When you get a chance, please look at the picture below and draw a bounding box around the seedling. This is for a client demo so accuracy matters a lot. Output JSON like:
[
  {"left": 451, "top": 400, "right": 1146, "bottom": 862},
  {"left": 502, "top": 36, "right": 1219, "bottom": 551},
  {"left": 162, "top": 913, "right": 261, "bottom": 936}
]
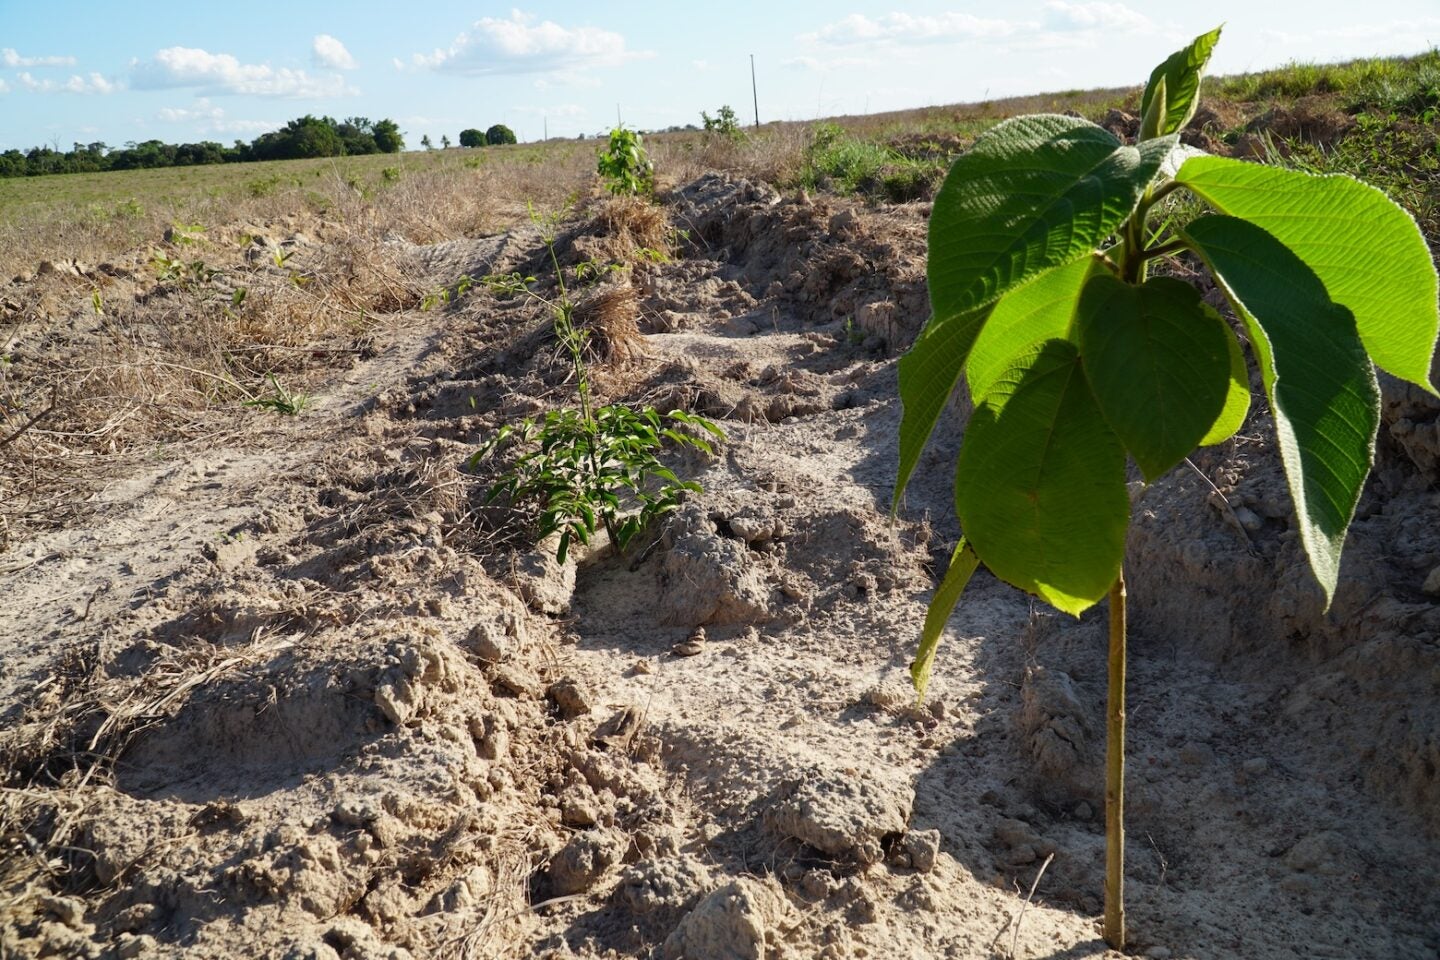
[
  {"left": 597, "top": 127, "right": 654, "bottom": 196},
  {"left": 244, "top": 374, "right": 311, "bottom": 416},
  {"left": 896, "top": 27, "right": 1438, "bottom": 949}
]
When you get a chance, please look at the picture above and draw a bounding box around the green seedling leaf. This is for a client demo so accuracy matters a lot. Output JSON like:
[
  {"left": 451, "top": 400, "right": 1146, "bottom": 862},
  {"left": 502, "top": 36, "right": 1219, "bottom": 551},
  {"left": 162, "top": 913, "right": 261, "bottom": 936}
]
[
  {"left": 1199, "top": 320, "right": 1252, "bottom": 447},
  {"left": 912, "top": 540, "right": 980, "bottom": 701},
  {"left": 1177, "top": 154, "right": 1439, "bottom": 391},
  {"left": 1076, "top": 274, "right": 1231, "bottom": 481},
  {"left": 895, "top": 304, "right": 988, "bottom": 506},
  {"left": 930, "top": 114, "right": 1175, "bottom": 318},
  {"left": 966, "top": 255, "right": 1099, "bottom": 404},
  {"left": 1138, "top": 75, "right": 1167, "bottom": 142},
  {"left": 1140, "top": 26, "right": 1222, "bottom": 137},
  {"left": 1184, "top": 215, "right": 1380, "bottom": 604},
  {"left": 955, "top": 339, "right": 1129, "bottom": 616}
]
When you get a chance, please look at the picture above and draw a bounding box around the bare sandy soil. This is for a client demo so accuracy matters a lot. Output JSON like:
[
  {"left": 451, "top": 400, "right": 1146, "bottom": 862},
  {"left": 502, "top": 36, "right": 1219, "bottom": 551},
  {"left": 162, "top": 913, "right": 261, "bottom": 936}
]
[{"left": 3, "top": 173, "right": 1439, "bottom": 959}]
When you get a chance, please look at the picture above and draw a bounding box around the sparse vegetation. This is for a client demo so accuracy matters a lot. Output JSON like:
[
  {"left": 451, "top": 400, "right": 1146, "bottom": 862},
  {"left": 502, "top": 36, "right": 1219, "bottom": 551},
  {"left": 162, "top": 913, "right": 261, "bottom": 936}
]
[{"left": 469, "top": 206, "right": 722, "bottom": 562}]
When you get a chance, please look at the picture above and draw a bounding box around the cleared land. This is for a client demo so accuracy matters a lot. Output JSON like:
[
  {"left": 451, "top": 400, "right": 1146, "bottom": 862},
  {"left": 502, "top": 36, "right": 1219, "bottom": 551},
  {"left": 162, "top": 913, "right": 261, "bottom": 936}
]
[{"left": 2, "top": 53, "right": 1438, "bottom": 960}]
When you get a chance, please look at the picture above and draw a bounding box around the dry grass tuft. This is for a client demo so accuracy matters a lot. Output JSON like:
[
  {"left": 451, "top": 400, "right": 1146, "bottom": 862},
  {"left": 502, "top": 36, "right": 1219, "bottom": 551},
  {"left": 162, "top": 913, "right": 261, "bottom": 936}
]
[
  {"left": 593, "top": 196, "right": 670, "bottom": 262},
  {"left": 573, "top": 278, "right": 642, "bottom": 368}
]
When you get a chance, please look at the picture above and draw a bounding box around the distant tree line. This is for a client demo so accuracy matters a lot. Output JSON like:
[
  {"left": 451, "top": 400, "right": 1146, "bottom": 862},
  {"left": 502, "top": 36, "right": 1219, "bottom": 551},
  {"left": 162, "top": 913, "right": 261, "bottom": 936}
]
[{"left": 0, "top": 115, "right": 404, "bottom": 179}]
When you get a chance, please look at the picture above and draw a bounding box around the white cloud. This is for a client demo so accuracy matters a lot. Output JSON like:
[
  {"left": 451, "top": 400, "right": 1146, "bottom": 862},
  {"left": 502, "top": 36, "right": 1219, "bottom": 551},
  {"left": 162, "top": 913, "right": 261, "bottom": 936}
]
[
  {"left": 411, "top": 10, "right": 649, "bottom": 75},
  {"left": 313, "top": 34, "right": 357, "bottom": 70},
  {"left": 0, "top": 79, "right": 8, "bottom": 94},
  {"left": 1043, "top": 2, "right": 1150, "bottom": 32},
  {"left": 157, "top": 97, "right": 225, "bottom": 123},
  {"left": 2, "top": 48, "right": 76, "bottom": 68},
  {"left": 131, "top": 47, "right": 353, "bottom": 98},
  {"left": 15, "top": 71, "right": 117, "bottom": 94},
  {"left": 801, "top": 12, "right": 1026, "bottom": 46},
  {"left": 692, "top": 59, "right": 709, "bottom": 71}
]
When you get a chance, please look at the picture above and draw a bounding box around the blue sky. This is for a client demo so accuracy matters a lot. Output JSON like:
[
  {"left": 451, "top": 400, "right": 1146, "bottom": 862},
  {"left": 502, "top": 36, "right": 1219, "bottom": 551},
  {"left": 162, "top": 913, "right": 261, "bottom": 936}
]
[{"left": 2, "top": 1, "right": 1438, "bottom": 151}]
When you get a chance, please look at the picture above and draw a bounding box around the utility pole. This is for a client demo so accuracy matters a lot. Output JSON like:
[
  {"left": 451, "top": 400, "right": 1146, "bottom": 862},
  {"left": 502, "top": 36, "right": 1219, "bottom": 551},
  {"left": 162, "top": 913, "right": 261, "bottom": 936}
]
[
  {"left": 750, "top": 54, "right": 760, "bottom": 129},
  {"left": 616, "top": 104, "right": 623, "bottom": 128},
  {"left": 543, "top": 116, "right": 548, "bottom": 142}
]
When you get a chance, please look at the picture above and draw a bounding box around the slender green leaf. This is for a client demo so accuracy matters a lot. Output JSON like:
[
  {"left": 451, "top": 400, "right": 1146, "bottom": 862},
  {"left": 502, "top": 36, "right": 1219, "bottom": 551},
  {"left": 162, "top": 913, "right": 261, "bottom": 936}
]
[
  {"left": 912, "top": 540, "right": 980, "bottom": 699},
  {"left": 1183, "top": 215, "right": 1380, "bottom": 604},
  {"left": 1076, "top": 274, "right": 1231, "bottom": 481},
  {"left": 930, "top": 115, "right": 1175, "bottom": 317},
  {"left": 955, "top": 339, "right": 1129, "bottom": 616},
  {"left": 1177, "top": 154, "right": 1439, "bottom": 391},
  {"left": 1199, "top": 318, "right": 1252, "bottom": 447},
  {"left": 1140, "top": 27, "right": 1222, "bottom": 137},
  {"left": 966, "top": 256, "right": 1099, "bottom": 404}
]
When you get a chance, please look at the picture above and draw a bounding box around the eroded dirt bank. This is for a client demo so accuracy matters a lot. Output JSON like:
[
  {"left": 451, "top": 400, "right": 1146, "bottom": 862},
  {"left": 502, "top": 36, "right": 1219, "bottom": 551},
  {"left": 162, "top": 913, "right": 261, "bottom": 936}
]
[{"left": 3, "top": 175, "right": 1438, "bottom": 959}]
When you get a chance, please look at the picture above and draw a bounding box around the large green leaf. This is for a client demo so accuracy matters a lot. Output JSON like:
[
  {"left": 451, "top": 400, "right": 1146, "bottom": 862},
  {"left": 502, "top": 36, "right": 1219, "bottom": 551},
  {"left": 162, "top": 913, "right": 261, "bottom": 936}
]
[
  {"left": 929, "top": 115, "right": 1175, "bottom": 319},
  {"left": 1076, "top": 274, "right": 1231, "bottom": 481},
  {"left": 1183, "top": 215, "right": 1381, "bottom": 604},
  {"left": 955, "top": 339, "right": 1129, "bottom": 616},
  {"left": 1199, "top": 319, "right": 1252, "bottom": 447},
  {"left": 1177, "top": 154, "right": 1439, "bottom": 391},
  {"left": 912, "top": 540, "right": 980, "bottom": 699},
  {"left": 895, "top": 304, "right": 989, "bottom": 506},
  {"left": 1140, "top": 27, "right": 1222, "bottom": 137},
  {"left": 966, "top": 256, "right": 1098, "bottom": 404}
]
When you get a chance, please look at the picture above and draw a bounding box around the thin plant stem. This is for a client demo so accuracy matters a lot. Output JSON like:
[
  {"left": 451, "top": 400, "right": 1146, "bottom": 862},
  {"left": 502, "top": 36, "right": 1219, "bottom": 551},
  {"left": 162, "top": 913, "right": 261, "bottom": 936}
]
[{"left": 1103, "top": 568, "right": 1127, "bottom": 949}]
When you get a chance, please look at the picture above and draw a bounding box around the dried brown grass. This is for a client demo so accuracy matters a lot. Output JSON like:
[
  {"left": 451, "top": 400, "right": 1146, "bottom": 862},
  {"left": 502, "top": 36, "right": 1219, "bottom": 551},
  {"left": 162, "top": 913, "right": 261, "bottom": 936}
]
[
  {"left": 592, "top": 195, "right": 670, "bottom": 262},
  {"left": 573, "top": 278, "right": 642, "bottom": 369}
]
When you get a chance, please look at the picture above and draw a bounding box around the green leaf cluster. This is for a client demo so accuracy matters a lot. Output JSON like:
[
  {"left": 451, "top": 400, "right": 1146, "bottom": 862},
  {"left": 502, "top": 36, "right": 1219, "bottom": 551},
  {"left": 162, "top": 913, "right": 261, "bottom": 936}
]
[
  {"left": 597, "top": 127, "right": 654, "bottom": 196},
  {"left": 898, "top": 26, "right": 1438, "bottom": 692},
  {"left": 472, "top": 405, "right": 722, "bottom": 563}
]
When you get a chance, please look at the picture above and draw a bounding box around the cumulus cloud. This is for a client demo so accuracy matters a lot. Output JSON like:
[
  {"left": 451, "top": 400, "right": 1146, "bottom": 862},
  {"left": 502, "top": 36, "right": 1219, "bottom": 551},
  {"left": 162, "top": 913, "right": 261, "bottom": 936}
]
[
  {"left": 313, "top": 34, "right": 357, "bottom": 70},
  {"left": 410, "top": 10, "right": 649, "bottom": 75},
  {"left": 15, "top": 71, "right": 117, "bottom": 94},
  {"left": 131, "top": 47, "right": 353, "bottom": 98},
  {"left": 2, "top": 48, "right": 77, "bottom": 68}
]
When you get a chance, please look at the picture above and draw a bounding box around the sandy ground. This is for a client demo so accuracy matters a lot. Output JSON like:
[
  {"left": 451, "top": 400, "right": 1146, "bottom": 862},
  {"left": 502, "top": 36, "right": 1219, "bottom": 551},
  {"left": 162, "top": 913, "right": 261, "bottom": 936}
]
[{"left": 2, "top": 173, "right": 1438, "bottom": 959}]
